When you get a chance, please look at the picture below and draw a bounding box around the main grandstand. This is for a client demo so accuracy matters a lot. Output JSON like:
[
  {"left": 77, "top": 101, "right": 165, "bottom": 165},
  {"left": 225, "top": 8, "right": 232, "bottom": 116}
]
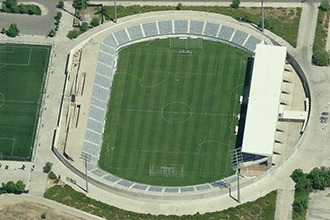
[{"left": 53, "top": 12, "right": 310, "bottom": 198}]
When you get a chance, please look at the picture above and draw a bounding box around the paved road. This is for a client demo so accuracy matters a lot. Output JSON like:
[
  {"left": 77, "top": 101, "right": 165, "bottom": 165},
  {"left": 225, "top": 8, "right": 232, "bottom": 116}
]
[{"left": 0, "top": 0, "right": 57, "bottom": 36}]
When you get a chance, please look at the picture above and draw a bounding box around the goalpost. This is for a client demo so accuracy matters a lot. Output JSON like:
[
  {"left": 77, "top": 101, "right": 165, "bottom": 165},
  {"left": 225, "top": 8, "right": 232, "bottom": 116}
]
[
  {"left": 149, "top": 164, "right": 184, "bottom": 178},
  {"left": 169, "top": 37, "right": 203, "bottom": 50}
]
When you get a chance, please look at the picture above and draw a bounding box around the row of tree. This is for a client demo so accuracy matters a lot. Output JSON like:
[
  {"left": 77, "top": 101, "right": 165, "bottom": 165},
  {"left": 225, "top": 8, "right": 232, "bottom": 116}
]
[
  {"left": 0, "top": 180, "right": 27, "bottom": 194},
  {"left": 291, "top": 167, "right": 330, "bottom": 218},
  {"left": 1, "top": 0, "right": 41, "bottom": 15},
  {"left": 312, "top": 0, "right": 330, "bottom": 66}
]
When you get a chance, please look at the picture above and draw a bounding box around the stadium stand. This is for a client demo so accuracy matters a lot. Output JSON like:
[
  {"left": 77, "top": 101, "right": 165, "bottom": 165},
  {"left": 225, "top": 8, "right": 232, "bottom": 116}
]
[
  {"left": 231, "top": 30, "right": 249, "bottom": 46},
  {"left": 158, "top": 20, "right": 173, "bottom": 34},
  {"left": 100, "top": 43, "right": 116, "bottom": 55},
  {"left": 189, "top": 20, "right": 204, "bottom": 35},
  {"left": 94, "top": 74, "right": 112, "bottom": 88},
  {"left": 142, "top": 22, "right": 158, "bottom": 37},
  {"left": 127, "top": 25, "right": 144, "bottom": 40},
  {"left": 204, "top": 22, "right": 220, "bottom": 37},
  {"left": 174, "top": 20, "right": 189, "bottom": 34},
  {"left": 114, "top": 29, "right": 130, "bottom": 45},
  {"left": 218, "top": 25, "right": 235, "bottom": 41},
  {"left": 243, "top": 35, "right": 262, "bottom": 52},
  {"left": 103, "top": 34, "right": 118, "bottom": 48}
]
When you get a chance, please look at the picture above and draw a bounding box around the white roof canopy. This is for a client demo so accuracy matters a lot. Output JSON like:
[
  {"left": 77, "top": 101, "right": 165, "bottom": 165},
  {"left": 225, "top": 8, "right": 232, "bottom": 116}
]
[{"left": 241, "top": 44, "right": 287, "bottom": 157}]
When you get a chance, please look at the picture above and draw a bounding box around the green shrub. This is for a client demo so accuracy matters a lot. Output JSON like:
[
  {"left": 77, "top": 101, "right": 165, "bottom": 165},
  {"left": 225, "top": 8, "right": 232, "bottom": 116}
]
[
  {"left": 6, "top": 23, "right": 19, "bottom": 37},
  {"left": 67, "top": 30, "right": 81, "bottom": 39},
  {"left": 48, "top": 29, "right": 56, "bottom": 37},
  {"left": 0, "top": 180, "right": 27, "bottom": 194},
  {"left": 72, "top": 0, "right": 88, "bottom": 10},
  {"left": 48, "top": 171, "right": 57, "bottom": 180},
  {"left": 57, "top": 0, "right": 64, "bottom": 9},
  {"left": 90, "top": 17, "right": 100, "bottom": 27},
  {"left": 176, "top": 3, "right": 183, "bottom": 10},
  {"left": 80, "top": 22, "right": 89, "bottom": 32},
  {"left": 320, "top": 0, "right": 330, "bottom": 11},
  {"left": 55, "top": 11, "right": 62, "bottom": 21},
  {"left": 312, "top": 50, "right": 329, "bottom": 66},
  {"left": 43, "top": 162, "right": 53, "bottom": 173},
  {"left": 230, "top": 0, "right": 240, "bottom": 9}
]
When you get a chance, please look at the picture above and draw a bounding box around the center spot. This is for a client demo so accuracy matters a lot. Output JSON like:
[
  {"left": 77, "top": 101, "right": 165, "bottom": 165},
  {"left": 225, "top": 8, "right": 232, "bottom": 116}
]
[{"left": 161, "top": 102, "right": 192, "bottom": 123}]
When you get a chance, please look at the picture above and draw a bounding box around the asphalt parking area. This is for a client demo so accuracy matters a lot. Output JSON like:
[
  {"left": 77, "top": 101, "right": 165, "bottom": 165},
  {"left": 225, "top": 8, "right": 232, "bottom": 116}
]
[{"left": 0, "top": 0, "right": 58, "bottom": 36}]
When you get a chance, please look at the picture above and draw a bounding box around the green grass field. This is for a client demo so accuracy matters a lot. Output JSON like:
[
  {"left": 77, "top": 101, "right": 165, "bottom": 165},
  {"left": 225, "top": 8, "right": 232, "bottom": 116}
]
[
  {"left": 99, "top": 39, "right": 250, "bottom": 186},
  {"left": 0, "top": 44, "right": 50, "bottom": 161}
]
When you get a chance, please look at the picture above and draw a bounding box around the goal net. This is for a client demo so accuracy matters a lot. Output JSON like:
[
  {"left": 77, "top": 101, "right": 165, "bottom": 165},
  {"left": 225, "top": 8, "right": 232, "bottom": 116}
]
[
  {"left": 169, "top": 38, "right": 203, "bottom": 50},
  {"left": 149, "top": 164, "right": 184, "bottom": 178}
]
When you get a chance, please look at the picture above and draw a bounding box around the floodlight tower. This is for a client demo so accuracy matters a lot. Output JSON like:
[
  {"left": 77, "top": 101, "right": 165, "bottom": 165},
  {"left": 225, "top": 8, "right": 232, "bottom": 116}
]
[
  {"left": 81, "top": 152, "right": 91, "bottom": 193},
  {"left": 114, "top": 0, "right": 118, "bottom": 23},
  {"left": 230, "top": 148, "right": 244, "bottom": 203},
  {"left": 261, "top": 0, "right": 265, "bottom": 32}
]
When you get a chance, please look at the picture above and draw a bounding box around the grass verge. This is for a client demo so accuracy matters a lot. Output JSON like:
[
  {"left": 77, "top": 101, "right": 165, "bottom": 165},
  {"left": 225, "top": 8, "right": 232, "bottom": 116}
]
[
  {"left": 103, "top": 5, "right": 301, "bottom": 47},
  {"left": 44, "top": 184, "right": 277, "bottom": 220},
  {"left": 313, "top": 9, "right": 330, "bottom": 52}
]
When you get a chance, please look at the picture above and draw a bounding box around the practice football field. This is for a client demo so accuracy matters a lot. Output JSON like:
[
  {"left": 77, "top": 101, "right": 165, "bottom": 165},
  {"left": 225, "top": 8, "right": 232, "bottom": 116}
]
[
  {"left": 0, "top": 44, "right": 50, "bottom": 161},
  {"left": 99, "top": 39, "right": 250, "bottom": 186}
]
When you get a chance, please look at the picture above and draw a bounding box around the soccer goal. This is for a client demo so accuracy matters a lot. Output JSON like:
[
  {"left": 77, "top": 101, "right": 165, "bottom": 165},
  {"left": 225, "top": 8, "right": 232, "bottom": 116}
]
[
  {"left": 149, "top": 164, "right": 184, "bottom": 178},
  {"left": 169, "top": 37, "right": 203, "bottom": 50}
]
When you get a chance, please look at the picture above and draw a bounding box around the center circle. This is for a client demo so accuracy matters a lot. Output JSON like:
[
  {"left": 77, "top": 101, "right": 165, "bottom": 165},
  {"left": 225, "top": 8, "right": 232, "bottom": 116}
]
[{"left": 161, "top": 102, "right": 192, "bottom": 123}]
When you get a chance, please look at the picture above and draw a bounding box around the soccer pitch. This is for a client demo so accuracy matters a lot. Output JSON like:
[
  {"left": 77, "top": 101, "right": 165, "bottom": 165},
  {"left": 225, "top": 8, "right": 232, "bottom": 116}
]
[
  {"left": 99, "top": 39, "right": 250, "bottom": 186},
  {"left": 0, "top": 44, "right": 50, "bottom": 161}
]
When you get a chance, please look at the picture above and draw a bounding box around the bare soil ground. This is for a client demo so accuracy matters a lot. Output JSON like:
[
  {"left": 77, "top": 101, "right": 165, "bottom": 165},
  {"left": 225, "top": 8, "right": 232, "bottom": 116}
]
[
  {"left": 0, "top": 199, "right": 82, "bottom": 220},
  {"left": 0, "top": 178, "right": 82, "bottom": 220}
]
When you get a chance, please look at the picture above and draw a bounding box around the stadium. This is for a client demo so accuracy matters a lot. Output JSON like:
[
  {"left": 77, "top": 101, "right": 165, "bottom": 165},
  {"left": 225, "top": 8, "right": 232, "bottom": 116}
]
[{"left": 52, "top": 11, "right": 311, "bottom": 198}]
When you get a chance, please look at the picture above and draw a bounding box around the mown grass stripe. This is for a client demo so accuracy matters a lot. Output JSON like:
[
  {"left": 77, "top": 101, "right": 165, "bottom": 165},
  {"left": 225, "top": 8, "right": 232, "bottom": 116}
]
[{"left": 101, "top": 39, "right": 250, "bottom": 185}]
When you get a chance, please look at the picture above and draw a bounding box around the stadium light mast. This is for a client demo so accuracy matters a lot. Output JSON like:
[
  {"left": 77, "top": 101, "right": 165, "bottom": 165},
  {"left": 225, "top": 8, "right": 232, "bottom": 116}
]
[
  {"left": 261, "top": 0, "right": 265, "bottom": 32},
  {"left": 114, "top": 0, "right": 117, "bottom": 23},
  {"left": 81, "top": 152, "right": 91, "bottom": 193},
  {"left": 230, "top": 148, "right": 244, "bottom": 203}
]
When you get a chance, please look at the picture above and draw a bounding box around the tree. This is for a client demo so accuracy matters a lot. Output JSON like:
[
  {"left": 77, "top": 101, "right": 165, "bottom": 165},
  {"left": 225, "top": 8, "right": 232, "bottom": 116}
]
[
  {"left": 14, "top": 180, "right": 26, "bottom": 194},
  {"left": 57, "top": 0, "right": 64, "bottom": 9},
  {"left": 230, "top": 0, "right": 240, "bottom": 9},
  {"left": 80, "top": 22, "right": 89, "bottom": 32},
  {"left": 308, "top": 167, "right": 329, "bottom": 190},
  {"left": 176, "top": 3, "right": 183, "bottom": 10},
  {"left": 48, "top": 29, "right": 56, "bottom": 38},
  {"left": 320, "top": 0, "right": 330, "bottom": 11},
  {"left": 5, "top": 181, "right": 15, "bottom": 193},
  {"left": 43, "top": 162, "right": 53, "bottom": 173},
  {"left": 3, "top": 0, "right": 17, "bottom": 12},
  {"left": 6, "top": 23, "right": 19, "bottom": 37},
  {"left": 290, "top": 169, "right": 305, "bottom": 183},
  {"left": 90, "top": 17, "right": 100, "bottom": 27},
  {"left": 55, "top": 11, "right": 62, "bottom": 21},
  {"left": 72, "top": 0, "right": 88, "bottom": 10},
  {"left": 312, "top": 50, "right": 329, "bottom": 66}
]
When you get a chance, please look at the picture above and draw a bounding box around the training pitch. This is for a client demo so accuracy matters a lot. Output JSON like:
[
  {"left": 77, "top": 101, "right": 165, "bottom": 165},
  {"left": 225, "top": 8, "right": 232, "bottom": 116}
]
[
  {"left": 99, "top": 38, "right": 250, "bottom": 186},
  {"left": 0, "top": 44, "right": 50, "bottom": 161}
]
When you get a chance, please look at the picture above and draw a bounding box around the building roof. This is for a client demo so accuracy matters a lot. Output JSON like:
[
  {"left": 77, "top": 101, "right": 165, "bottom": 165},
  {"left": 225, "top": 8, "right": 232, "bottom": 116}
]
[{"left": 241, "top": 44, "right": 287, "bottom": 157}]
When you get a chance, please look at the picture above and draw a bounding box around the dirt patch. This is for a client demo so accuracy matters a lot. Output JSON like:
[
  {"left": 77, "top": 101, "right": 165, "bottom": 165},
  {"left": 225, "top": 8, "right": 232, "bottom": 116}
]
[{"left": 0, "top": 200, "right": 82, "bottom": 220}]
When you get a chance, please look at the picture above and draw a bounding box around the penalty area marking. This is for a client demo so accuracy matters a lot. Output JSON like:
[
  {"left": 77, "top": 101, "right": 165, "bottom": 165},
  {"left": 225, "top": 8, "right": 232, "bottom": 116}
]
[
  {"left": 0, "top": 92, "right": 5, "bottom": 108},
  {"left": 0, "top": 137, "right": 16, "bottom": 157}
]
